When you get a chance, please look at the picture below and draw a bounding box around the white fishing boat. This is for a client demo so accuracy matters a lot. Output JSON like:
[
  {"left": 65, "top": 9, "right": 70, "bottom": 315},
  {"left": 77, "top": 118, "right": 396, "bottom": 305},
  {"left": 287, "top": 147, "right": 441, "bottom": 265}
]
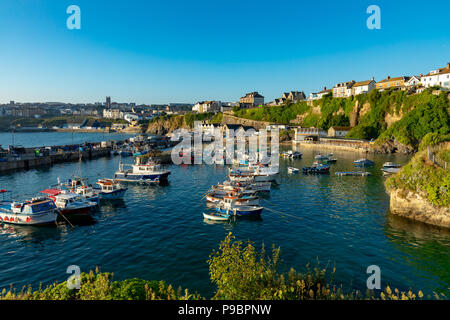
[
  {"left": 41, "top": 189, "right": 97, "bottom": 217},
  {"left": 202, "top": 212, "right": 230, "bottom": 221},
  {"left": 216, "top": 180, "right": 271, "bottom": 192},
  {"left": 229, "top": 165, "right": 279, "bottom": 182},
  {"left": 114, "top": 157, "right": 170, "bottom": 183},
  {"left": 0, "top": 191, "right": 58, "bottom": 225},
  {"left": 216, "top": 197, "right": 263, "bottom": 216},
  {"left": 66, "top": 177, "right": 100, "bottom": 204}
]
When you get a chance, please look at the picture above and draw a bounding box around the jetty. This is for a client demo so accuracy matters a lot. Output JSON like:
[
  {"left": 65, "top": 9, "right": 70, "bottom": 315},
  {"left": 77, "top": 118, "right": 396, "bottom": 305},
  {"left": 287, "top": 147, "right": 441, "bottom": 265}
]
[
  {"left": 335, "top": 171, "right": 371, "bottom": 176},
  {"left": 0, "top": 135, "right": 174, "bottom": 173}
]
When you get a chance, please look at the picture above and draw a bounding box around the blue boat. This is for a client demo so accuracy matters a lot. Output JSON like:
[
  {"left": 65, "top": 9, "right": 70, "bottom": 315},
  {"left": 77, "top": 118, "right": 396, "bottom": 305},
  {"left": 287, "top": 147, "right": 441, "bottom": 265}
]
[
  {"left": 302, "top": 163, "right": 330, "bottom": 174},
  {"left": 95, "top": 179, "right": 128, "bottom": 200},
  {"left": 354, "top": 158, "right": 375, "bottom": 166}
]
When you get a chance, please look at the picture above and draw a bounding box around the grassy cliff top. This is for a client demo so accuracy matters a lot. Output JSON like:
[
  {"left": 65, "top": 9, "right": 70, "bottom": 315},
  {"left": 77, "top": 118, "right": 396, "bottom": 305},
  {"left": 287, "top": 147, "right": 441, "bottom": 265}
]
[{"left": 386, "top": 142, "right": 450, "bottom": 207}]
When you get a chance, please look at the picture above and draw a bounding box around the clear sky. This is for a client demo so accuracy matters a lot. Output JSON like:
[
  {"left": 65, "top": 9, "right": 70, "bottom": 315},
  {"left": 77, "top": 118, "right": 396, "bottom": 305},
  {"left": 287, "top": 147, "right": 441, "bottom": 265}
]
[{"left": 0, "top": 0, "right": 449, "bottom": 104}]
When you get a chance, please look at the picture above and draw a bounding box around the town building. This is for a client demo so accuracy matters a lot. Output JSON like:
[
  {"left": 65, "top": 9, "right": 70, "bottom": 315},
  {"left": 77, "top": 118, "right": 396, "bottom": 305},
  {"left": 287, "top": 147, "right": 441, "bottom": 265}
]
[
  {"left": 351, "top": 78, "right": 376, "bottom": 96},
  {"left": 106, "top": 96, "right": 111, "bottom": 108},
  {"left": 328, "top": 126, "right": 352, "bottom": 138},
  {"left": 308, "top": 87, "right": 332, "bottom": 101},
  {"left": 269, "top": 91, "right": 306, "bottom": 106},
  {"left": 421, "top": 63, "right": 450, "bottom": 89},
  {"left": 404, "top": 75, "right": 422, "bottom": 87},
  {"left": 332, "top": 81, "right": 356, "bottom": 98},
  {"left": 192, "top": 101, "right": 221, "bottom": 113},
  {"left": 103, "top": 109, "right": 123, "bottom": 119},
  {"left": 376, "top": 76, "right": 409, "bottom": 90},
  {"left": 239, "top": 92, "right": 264, "bottom": 108},
  {"left": 293, "top": 127, "right": 327, "bottom": 142}
]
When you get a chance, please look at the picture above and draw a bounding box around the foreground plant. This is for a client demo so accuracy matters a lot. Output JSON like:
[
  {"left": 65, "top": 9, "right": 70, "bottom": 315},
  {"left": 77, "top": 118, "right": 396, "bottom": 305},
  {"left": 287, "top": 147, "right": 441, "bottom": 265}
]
[{"left": 0, "top": 234, "right": 443, "bottom": 300}]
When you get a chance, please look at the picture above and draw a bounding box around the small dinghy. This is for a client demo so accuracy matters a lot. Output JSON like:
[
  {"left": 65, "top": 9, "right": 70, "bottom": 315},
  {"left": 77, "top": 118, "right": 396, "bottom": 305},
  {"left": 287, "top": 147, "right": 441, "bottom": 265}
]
[
  {"left": 203, "top": 212, "right": 230, "bottom": 221},
  {"left": 287, "top": 167, "right": 299, "bottom": 173},
  {"left": 354, "top": 158, "right": 374, "bottom": 166}
]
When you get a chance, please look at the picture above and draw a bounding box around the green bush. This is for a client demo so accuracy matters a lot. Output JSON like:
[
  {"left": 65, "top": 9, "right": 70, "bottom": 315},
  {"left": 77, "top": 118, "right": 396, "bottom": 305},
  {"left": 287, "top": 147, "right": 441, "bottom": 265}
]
[{"left": 386, "top": 143, "right": 450, "bottom": 207}]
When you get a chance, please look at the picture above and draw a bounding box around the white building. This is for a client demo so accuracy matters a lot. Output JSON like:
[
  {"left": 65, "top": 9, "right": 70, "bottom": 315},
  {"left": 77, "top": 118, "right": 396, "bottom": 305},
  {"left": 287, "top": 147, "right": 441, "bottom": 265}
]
[
  {"left": 404, "top": 76, "right": 421, "bottom": 87},
  {"left": 103, "top": 109, "right": 124, "bottom": 119},
  {"left": 293, "top": 127, "right": 327, "bottom": 142},
  {"left": 333, "top": 81, "right": 355, "bottom": 98},
  {"left": 308, "top": 87, "right": 332, "bottom": 101},
  {"left": 351, "top": 79, "right": 376, "bottom": 96},
  {"left": 124, "top": 113, "right": 141, "bottom": 123},
  {"left": 421, "top": 63, "right": 450, "bottom": 89},
  {"left": 192, "top": 101, "right": 221, "bottom": 113}
]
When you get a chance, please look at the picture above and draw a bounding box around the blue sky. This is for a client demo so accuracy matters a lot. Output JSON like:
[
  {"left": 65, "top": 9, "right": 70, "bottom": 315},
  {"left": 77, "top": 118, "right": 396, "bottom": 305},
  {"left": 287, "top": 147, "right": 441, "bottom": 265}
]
[{"left": 0, "top": 0, "right": 449, "bottom": 104}]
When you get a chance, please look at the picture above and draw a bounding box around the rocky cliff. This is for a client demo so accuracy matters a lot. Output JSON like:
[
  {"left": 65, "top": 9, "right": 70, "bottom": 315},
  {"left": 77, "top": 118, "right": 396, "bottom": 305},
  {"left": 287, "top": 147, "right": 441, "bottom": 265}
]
[
  {"left": 389, "top": 189, "right": 450, "bottom": 228},
  {"left": 221, "top": 114, "right": 270, "bottom": 130},
  {"left": 145, "top": 116, "right": 187, "bottom": 135}
]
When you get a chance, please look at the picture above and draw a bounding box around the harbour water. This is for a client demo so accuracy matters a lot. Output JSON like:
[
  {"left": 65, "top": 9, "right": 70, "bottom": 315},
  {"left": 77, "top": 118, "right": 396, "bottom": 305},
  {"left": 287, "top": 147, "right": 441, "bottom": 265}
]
[{"left": 0, "top": 138, "right": 449, "bottom": 298}]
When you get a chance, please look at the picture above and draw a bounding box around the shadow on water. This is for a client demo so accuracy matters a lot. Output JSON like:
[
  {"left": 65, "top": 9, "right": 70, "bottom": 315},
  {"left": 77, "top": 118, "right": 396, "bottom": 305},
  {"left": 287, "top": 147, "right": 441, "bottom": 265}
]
[{"left": 384, "top": 212, "right": 450, "bottom": 296}]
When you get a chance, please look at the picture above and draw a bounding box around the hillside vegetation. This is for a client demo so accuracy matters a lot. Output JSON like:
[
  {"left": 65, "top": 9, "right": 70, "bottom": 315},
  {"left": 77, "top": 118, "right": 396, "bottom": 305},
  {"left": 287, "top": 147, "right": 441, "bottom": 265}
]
[
  {"left": 233, "top": 89, "right": 450, "bottom": 151},
  {"left": 386, "top": 143, "right": 450, "bottom": 207}
]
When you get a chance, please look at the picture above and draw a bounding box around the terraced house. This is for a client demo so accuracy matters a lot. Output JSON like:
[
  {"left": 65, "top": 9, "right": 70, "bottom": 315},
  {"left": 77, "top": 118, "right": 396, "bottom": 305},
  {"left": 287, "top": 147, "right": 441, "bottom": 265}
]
[
  {"left": 376, "top": 76, "right": 409, "bottom": 90},
  {"left": 239, "top": 91, "right": 264, "bottom": 108},
  {"left": 351, "top": 78, "right": 376, "bottom": 96},
  {"left": 421, "top": 63, "right": 450, "bottom": 89},
  {"left": 332, "top": 81, "right": 355, "bottom": 98}
]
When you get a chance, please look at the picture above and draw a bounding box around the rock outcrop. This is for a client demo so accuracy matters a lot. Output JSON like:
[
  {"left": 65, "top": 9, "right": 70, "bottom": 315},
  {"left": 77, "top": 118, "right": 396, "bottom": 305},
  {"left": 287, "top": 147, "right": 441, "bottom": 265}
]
[
  {"left": 390, "top": 189, "right": 450, "bottom": 229},
  {"left": 372, "top": 139, "right": 415, "bottom": 154},
  {"left": 146, "top": 116, "right": 186, "bottom": 135},
  {"left": 221, "top": 114, "right": 269, "bottom": 130}
]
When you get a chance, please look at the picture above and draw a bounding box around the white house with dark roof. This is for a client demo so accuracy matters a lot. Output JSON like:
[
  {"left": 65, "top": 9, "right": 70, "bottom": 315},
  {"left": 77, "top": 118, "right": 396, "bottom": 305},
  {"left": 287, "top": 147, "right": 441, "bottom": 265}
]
[
  {"left": 404, "top": 75, "right": 422, "bottom": 87},
  {"left": 421, "top": 63, "right": 450, "bottom": 89}
]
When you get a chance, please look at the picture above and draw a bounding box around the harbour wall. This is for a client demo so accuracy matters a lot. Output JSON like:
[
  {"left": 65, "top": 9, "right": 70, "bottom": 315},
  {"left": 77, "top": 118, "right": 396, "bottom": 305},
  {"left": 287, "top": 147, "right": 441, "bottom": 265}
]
[
  {"left": 0, "top": 148, "right": 112, "bottom": 173},
  {"left": 292, "top": 140, "right": 372, "bottom": 154}
]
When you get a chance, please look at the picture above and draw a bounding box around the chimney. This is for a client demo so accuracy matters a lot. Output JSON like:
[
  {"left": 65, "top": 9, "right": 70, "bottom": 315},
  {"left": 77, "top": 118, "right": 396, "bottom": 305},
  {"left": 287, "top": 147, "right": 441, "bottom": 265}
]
[
  {"left": 419, "top": 73, "right": 423, "bottom": 77},
  {"left": 324, "top": 86, "right": 327, "bottom": 90},
  {"left": 387, "top": 76, "right": 390, "bottom": 80},
  {"left": 371, "top": 76, "right": 374, "bottom": 81},
  {"left": 447, "top": 62, "right": 450, "bottom": 69}
]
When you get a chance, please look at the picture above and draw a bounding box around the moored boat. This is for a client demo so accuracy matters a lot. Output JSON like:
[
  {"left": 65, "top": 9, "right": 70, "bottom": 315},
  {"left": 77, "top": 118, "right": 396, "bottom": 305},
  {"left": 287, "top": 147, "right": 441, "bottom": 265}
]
[
  {"left": 302, "top": 163, "right": 330, "bottom": 174},
  {"left": 114, "top": 157, "right": 170, "bottom": 184},
  {"left": 203, "top": 212, "right": 230, "bottom": 221},
  {"left": 287, "top": 167, "right": 300, "bottom": 173},
  {"left": 41, "top": 189, "right": 97, "bottom": 217},
  {"left": 354, "top": 158, "right": 375, "bottom": 166},
  {"left": 65, "top": 177, "right": 100, "bottom": 204},
  {"left": 215, "top": 196, "right": 263, "bottom": 216},
  {"left": 381, "top": 162, "right": 401, "bottom": 175},
  {"left": 95, "top": 179, "right": 128, "bottom": 200},
  {"left": 0, "top": 191, "right": 58, "bottom": 225}
]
